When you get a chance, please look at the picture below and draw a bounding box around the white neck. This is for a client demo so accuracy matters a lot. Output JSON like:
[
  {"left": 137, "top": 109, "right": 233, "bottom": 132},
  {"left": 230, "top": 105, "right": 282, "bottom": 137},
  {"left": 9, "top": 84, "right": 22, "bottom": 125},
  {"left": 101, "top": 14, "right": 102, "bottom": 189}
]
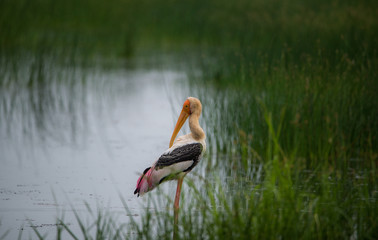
[{"left": 189, "top": 112, "right": 205, "bottom": 141}]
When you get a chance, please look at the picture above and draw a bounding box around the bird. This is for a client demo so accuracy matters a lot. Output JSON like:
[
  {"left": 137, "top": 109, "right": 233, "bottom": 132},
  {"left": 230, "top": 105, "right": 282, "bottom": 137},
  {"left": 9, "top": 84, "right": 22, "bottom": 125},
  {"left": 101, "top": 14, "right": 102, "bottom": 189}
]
[
  {"left": 134, "top": 97, "right": 206, "bottom": 234},
  {"left": 134, "top": 97, "right": 206, "bottom": 197}
]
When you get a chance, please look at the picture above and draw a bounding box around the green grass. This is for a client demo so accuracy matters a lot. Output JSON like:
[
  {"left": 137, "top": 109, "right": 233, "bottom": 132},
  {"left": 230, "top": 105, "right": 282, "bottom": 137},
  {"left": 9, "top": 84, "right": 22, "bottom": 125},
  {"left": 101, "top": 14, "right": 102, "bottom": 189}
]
[{"left": 1, "top": 0, "right": 377, "bottom": 239}]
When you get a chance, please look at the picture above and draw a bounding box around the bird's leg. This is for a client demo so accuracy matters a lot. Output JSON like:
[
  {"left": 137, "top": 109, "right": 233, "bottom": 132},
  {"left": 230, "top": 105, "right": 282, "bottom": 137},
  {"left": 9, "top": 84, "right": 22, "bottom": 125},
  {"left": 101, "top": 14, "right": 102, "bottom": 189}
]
[{"left": 173, "top": 177, "right": 184, "bottom": 239}]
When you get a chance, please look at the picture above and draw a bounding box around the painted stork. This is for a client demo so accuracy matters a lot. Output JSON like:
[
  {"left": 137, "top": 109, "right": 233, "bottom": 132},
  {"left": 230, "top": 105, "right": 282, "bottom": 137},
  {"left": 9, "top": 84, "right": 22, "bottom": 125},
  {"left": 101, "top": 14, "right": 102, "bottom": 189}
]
[{"left": 134, "top": 97, "right": 206, "bottom": 231}]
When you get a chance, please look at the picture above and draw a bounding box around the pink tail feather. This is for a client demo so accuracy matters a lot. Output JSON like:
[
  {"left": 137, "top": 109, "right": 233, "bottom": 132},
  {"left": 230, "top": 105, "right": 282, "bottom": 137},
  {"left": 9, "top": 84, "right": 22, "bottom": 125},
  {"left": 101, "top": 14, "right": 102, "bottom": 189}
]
[{"left": 134, "top": 166, "right": 155, "bottom": 197}]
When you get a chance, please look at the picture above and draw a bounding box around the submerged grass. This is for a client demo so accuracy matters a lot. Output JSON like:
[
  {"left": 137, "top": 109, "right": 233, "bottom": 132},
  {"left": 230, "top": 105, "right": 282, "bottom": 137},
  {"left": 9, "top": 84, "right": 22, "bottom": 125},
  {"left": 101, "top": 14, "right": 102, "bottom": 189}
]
[{"left": 1, "top": 0, "right": 377, "bottom": 239}]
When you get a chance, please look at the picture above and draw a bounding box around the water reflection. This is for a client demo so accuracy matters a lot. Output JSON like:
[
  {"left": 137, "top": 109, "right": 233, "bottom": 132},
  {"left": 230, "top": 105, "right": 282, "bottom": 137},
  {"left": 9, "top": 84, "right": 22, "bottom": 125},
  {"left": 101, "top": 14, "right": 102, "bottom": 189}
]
[{"left": 0, "top": 57, "right": 190, "bottom": 239}]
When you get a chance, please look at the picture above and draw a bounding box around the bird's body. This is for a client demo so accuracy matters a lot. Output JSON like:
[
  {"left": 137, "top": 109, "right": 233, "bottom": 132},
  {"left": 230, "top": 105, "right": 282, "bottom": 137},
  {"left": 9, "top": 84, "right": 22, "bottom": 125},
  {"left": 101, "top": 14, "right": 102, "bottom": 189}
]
[{"left": 134, "top": 97, "right": 206, "bottom": 197}]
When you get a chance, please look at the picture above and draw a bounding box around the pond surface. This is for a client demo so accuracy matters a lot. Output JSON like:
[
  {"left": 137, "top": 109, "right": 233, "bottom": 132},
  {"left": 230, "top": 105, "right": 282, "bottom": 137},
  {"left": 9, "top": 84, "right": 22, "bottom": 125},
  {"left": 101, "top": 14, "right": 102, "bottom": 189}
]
[{"left": 0, "top": 64, "right": 191, "bottom": 239}]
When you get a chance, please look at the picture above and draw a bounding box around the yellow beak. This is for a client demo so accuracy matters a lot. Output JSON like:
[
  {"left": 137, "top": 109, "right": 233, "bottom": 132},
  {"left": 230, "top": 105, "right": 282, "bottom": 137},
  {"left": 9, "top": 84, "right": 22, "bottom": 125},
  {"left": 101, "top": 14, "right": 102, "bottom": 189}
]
[{"left": 169, "top": 109, "right": 190, "bottom": 147}]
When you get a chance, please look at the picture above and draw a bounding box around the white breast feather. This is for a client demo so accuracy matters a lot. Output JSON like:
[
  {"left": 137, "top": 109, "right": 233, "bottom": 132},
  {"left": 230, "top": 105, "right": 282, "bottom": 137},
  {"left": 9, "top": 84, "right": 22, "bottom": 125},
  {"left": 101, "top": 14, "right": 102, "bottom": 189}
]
[{"left": 164, "top": 134, "right": 206, "bottom": 154}]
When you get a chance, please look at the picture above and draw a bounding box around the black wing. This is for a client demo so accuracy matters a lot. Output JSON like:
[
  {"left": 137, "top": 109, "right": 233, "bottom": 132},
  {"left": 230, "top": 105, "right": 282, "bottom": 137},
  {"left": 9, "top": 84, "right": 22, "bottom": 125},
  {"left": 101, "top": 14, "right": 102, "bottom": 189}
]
[{"left": 155, "top": 143, "right": 203, "bottom": 172}]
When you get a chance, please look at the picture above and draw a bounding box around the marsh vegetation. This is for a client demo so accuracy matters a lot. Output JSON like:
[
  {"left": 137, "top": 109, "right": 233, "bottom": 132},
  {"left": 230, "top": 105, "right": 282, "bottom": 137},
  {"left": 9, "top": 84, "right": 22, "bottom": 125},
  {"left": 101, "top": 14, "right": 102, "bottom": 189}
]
[{"left": 0, "top": 0, "right": 377, "bottom": 239}]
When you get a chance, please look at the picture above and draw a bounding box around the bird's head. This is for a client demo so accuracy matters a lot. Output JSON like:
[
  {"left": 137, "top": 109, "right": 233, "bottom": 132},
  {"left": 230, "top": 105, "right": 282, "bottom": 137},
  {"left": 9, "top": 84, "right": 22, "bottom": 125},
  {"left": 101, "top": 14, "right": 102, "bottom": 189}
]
[{"left": 169, "top": 97, "right": 202, "bottom": 147}]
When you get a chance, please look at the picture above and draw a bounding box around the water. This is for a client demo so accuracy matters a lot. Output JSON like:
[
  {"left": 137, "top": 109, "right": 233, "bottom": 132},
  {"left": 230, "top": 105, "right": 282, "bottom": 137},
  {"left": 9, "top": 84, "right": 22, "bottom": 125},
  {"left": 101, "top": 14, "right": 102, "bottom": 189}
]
[{"left": 0, "top": 63, "right": 191, "bottom": 239}]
